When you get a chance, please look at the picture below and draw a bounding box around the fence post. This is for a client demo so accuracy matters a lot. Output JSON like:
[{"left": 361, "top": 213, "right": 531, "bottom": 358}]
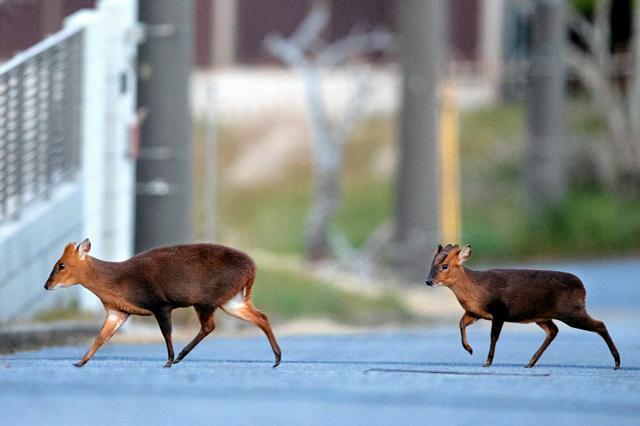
[
  {"left": 64, "top": 0, "right": 139, "bottom": 311},
  {"left": 65, "top": 10, "right": 108, "bottom": 312}
]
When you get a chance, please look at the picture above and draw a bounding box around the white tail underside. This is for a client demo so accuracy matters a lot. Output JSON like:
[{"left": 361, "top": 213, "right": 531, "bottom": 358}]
[{"left": 221, "top": 290, "right": 246, "bottom": 313}]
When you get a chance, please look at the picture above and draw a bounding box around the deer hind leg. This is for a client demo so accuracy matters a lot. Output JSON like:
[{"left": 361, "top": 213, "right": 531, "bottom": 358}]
[
  {"left": 526, "top": 320, "right": 558, "bottom": 368},
  {"left": 174, "top": 306, "right": 216, "bottom": 364},
  {"left": 562, "top": 314, "right": 621, "bottom": 369},
  {"left": 484, "top": 319, "right": 504, "bottom": 367},
  {"left": 459, "top": 312, "right": 478, "bottom": 355},
  {"left": 221, "top": 291, "right": 282, "bottom": 368},
  {"left": 75, "top": 308, "right": 129, "bottom": 367}
]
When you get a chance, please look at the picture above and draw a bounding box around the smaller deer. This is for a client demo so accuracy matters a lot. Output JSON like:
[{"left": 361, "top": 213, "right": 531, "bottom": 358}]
[
  {"left": 44, "top": 239, "right": 281, "bottom": 368},
  {"left": 426, "top": 244, "right": 620, "bottom": 369}
]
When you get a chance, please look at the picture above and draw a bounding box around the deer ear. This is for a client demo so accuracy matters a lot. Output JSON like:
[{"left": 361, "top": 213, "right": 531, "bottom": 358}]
[
  {"left": 76, "top": 238, "right": 91, "bottom": 259},
  {"left": 458, "top": 244, "right": 472, "bottom": 263},
  {"left": 64, "top": 242, "right": 77, "bottom": 254},
  {"left": 433, "top": 244, "right": 443, "bottom": 257}
]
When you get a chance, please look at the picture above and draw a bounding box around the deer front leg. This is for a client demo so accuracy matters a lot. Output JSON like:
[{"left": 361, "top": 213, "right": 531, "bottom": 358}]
[
  {"left": 484, "top": 319, "right": 504, "bottom": 367},
  {"left": 75, "top": 309, "right": 129, "bottom": 367},
  {"left": 459, "top": 312, "right": 478, "bottom": 355},
  {"left": 153, "top": 307, "right": 175, "bottom": 368}
]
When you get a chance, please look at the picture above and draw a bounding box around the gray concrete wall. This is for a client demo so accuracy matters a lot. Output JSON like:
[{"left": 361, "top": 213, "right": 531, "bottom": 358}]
[{"left": 0, "top": 183, "right": 84, "bottom": 322}]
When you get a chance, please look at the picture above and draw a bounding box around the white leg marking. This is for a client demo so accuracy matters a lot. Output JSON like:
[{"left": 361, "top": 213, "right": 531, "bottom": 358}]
[{"left": 104, "top": 309, "right": 129, "bottom": 341}]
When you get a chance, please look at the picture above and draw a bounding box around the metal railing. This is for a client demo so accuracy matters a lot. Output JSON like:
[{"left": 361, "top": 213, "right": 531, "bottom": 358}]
[{"left": 0, "top": 27, "right": 83, "bottom": 222}]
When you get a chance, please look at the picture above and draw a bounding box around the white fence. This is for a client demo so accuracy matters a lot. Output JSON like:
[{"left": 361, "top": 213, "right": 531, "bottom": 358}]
[
  {"left": 0, "top": 0, "right": 138, "bottom": 320},
  {"left": 0, "top": 27, "right": 83, "bottom": 222}
]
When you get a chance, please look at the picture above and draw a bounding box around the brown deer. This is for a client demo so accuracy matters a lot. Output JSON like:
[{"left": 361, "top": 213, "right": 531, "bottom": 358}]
[
  {"left": 426, "top": 244, "right": 620, "bottom": 369},
  {"left": 44, "top": 239, "right": 282, "bottom": 368}
]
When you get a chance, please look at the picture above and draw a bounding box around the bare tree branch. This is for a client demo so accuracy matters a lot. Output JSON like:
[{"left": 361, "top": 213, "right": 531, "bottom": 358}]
[
  {"left": 263, "top": 34, "right": 307, "bottom": 67},
  {"left": 332, "top": 67, "right": 372, "bottom": 149},
  {"left": 290, "top": 2, "right": 329, "bottom": 52},
  {"left": 264, "top": 6, "right": 392, "bottom": 260},
  {"left": 593, "top": 0, "right": 612, "bottom": 73},
  {"left": 567, "top": 7, "right": 596, "bottom": 53},
  {"left": 317, "top": 29, "right": 393, "bottom": 66},
  {"left": 566, "top": 0, "right": 640, "bottom": 190},
  {"left": 302, "top": 66, "right": 334, "bottom": 172},
  {"left": 567, "top": 46, "right": 630, "bottom": 159}
]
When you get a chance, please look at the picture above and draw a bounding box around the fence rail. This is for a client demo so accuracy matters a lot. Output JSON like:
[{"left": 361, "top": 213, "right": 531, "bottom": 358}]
[{"left": 0, "top": 27, "right": 83, "bottom": 222}]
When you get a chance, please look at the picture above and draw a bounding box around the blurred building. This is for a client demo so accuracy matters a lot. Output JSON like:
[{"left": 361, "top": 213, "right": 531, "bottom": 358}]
[
  {"left": 1, "top": 0, "right": 505, "bottom": 76},
  {"left": 194, "top": 0, "right": 500, "bottom": 69},
  {"left": 0, "top": 0, "right": 95, "bottom": 58}
]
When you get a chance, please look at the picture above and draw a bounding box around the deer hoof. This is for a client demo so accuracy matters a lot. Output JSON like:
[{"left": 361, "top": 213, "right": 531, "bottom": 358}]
[{"left": 73, "top": 361, "right": 85, "bottom": 368}]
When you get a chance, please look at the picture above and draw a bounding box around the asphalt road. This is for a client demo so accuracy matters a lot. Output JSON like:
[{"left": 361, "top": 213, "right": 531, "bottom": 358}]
[
  {"left": 1, "top": 327, "right": 638, "bottom": 425},
  {"left": 1, "top": 259, "right": 639, "bottom": 425}
]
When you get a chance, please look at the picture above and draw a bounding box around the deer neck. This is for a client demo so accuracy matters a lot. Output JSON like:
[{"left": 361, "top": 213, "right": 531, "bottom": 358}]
[
  {"left": 80, "top": 257, "right": 126, "bottom": 302},
  {"left": 447, "top": 267, "right": 483, "bottom": 309}
]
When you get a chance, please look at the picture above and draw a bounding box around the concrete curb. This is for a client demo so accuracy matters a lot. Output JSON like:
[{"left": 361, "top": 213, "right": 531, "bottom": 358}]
[{"left": 0, "top": 321, "right": 100, "bottom": 354}]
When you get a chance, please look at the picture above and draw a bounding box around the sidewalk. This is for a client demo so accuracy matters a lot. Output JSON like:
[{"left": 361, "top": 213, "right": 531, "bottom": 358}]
[{"left": 0, "top": 321, "right": 99, "bottom": 354}]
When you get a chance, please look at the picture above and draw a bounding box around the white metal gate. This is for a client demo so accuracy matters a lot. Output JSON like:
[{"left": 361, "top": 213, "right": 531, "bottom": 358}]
[
  {"left": 0, "top": 0, "right": 139, "bottom": 319},
  {"left": 0, "top": 27, "right": 83, "bottom": 222}
]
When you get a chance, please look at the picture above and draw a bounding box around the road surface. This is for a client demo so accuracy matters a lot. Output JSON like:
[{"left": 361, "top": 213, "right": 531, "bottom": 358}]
[
  {"left": 1, "top": 327, "right": 638, "bottom": 425},
  {"left": 1, "top": 258, "right": 639, "bottom": 425}
]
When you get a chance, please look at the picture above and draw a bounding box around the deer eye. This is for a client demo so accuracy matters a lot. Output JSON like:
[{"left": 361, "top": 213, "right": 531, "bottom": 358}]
[
  {"left": 442, "top": 264, "right": 448, "bottom": 270},
  {"left": 59, "top": 263, "right": 65, "bottom": 271}
]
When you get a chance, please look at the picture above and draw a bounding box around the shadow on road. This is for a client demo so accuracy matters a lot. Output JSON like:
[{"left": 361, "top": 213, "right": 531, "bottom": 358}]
[{"left": 364, "top": 367, "right": 551, "bottom": 376}]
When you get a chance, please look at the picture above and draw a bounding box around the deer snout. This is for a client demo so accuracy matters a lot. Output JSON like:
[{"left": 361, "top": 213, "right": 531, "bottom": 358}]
[
  {"left": 44, "top": 279, "right": 55, "bottom": 290},
  {"left": 425, "top": 270, "right": 435, "bottom": 286}
]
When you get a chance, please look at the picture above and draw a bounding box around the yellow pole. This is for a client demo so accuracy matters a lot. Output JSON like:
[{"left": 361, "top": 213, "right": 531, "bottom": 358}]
[{"left": 439, "top": 80, "right": 461, "bottom": 244}]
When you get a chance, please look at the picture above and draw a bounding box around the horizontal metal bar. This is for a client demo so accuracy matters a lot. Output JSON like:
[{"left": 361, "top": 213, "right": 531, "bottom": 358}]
[{"left": 0, "top": 27, "right": 82, "bottom": 77}]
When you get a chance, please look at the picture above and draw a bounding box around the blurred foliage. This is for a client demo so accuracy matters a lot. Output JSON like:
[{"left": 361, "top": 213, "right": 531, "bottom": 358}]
[
  {"left": 459, "top": 98, "right": 640, "bottom": 261},
  {"left": 570, "top": 0, "right": 595, "bottom": 15},
  {"left": 218, "top": 182, "right": 309, "bottom": 253},
  {"left": 195, "top": 113, "right": 394, "bottom": 254},
  {"left": 337, "top": 116, "right": 394, "bottom": 247},
  {"left": 532, "top": 189, "right": 640, "bottom": 253},
  {"left": 465, "top": 188, "right": 640, "bottom": 261},
  {"left": 32, "top": 298, "right": 98, "bottom": 322},
  {"left": 250, "top": 262, "right": 416, "bottom": 324},
  {"left": 192, "top": 116, "right": 415, "bottom": 324},
  {"left": 195, "top": 94, "right": 640, "bottom": 267},
  {"left": 570, "top": 0, "right": 639, "bottom": 15}
]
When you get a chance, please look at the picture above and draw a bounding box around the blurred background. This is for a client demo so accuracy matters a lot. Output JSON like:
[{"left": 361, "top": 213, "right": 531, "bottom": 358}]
[{"left": 0, "top": 0, "right": 638, "bottom": 343}]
